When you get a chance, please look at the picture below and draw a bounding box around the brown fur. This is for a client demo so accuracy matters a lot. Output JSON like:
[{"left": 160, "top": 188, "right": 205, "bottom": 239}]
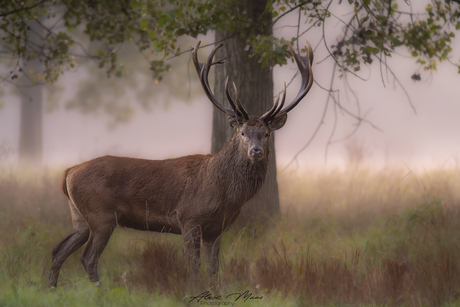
[
  {"left": 48, "top": 39, "right": 313, "bottom": 288},
  {"left": 61, "top": 168, "right": 70, "bottom": 198},
  {"left": 48, "top": 120, "right": 279, "bottom": 287}
]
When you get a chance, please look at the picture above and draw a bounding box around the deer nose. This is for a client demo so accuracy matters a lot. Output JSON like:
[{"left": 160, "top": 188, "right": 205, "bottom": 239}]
[{"left": 250, "top": 148, "right": 263, "bottom": 159}]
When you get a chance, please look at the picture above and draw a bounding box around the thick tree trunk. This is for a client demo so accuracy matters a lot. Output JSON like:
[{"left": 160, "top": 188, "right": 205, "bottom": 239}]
[
  {"left": 213, "top": 0, "right": 279, "bottom": 227},
  {"left": 19, "top": 20, "right": 44, "bottom": 165}
]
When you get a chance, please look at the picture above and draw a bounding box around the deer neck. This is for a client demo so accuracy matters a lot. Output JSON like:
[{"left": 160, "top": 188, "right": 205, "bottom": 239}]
[{"left": 210, "top": 135, "right": 269, "bottom": 205}]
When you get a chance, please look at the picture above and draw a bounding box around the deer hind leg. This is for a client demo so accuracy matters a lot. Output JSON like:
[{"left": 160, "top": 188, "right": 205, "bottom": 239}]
[
  {"left": 80, "top": 220, "right": 116, "bottom": 285},
  {"left": 48, "top": 202, "right": 90, "bottom": 288}
]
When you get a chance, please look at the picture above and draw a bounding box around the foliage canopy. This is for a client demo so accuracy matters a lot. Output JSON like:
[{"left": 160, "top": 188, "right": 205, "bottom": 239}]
[{"left": 1, "top": 0, "right": 459, "bottom": 84}]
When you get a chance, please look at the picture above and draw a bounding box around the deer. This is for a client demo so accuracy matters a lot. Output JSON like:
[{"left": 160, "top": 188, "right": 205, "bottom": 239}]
[{"left": 48, "top": 40, "right": 314, "bottom": 288}]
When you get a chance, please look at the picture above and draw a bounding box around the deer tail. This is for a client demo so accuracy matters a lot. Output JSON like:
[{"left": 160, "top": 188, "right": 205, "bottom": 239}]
[{"left": 61, "top": 168, "right": 71, "bottom": 199}]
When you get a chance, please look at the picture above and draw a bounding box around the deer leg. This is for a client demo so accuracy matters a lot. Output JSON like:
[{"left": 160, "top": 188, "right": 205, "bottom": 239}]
[
  {"left": 48, "top": 228, "right": 90, "bottom": 288},
  {"left": 183, "top": 225, "right": 202, "bottom": 275},
  {"left": 203, "top": 236, "right": 222, "bottom": 277},
  {"left": 80, "top": 224, "right": 115, "bottom": 285},
  {"left": 203, "top": 236, "right": 222, "bottom": 292}
]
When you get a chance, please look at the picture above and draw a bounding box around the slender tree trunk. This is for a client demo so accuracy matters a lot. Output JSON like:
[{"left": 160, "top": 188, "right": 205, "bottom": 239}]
[
  {"left": 19, "top": 20, "right": 44, "bottom": 165},
  {"left": 213, "top": 0, "right": 279, "bottom": 227}
]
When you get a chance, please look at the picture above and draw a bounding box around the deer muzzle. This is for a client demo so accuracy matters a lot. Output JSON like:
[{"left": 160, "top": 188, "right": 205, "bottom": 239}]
[{"left": 250, "top": 147, "right": 263, "bottom": 160}]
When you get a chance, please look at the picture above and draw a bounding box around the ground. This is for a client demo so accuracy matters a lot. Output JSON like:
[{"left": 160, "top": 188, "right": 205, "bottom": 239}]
[{"left": 1, "top": 164, "right": 460, "bottom": 306}]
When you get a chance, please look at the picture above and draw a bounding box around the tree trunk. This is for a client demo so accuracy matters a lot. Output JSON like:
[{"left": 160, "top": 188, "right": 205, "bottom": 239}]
[
  {"left": 19, "top": 20, "right": 44, "bottom": 165},
  {"left": 213, "top": 0, "right": 280, "bottom": 228}
]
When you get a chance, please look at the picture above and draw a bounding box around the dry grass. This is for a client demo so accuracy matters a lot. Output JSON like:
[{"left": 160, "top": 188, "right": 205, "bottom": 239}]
[
  {"left": 131, "top": 200, "right": 460, "bottom": 306},
  {"left": 1, "top": 163, "right": 460, "bottom": 306}
]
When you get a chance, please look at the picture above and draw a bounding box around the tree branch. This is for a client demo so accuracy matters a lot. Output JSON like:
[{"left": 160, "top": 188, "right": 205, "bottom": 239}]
[{"left": 272, "top": 1, "right": 309, "bottom": 26}]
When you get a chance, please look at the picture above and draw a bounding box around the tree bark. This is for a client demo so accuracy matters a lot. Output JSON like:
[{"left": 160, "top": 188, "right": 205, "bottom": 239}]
[
  {"left": 213, "top": 0, "right": 279, "bottom": 228},
  {"left": 19, "top": 20, "right": 44, "bottom": 165}
]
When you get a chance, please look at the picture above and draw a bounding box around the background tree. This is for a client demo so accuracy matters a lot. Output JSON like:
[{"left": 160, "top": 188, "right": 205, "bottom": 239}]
[
  {"left": 211, "top": 1, "right": 281, "bottom": 225},
  {"left": 1, "top": 0, "right": 459, "bottom": 220},
  {"left": 18, "top": 18, "right": 45, "bottom": 164}
]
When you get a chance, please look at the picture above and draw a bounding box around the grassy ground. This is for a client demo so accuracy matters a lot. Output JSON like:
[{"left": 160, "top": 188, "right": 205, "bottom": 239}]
[{"left": 1, "top": 164, "right": 460, "bottom": 306}]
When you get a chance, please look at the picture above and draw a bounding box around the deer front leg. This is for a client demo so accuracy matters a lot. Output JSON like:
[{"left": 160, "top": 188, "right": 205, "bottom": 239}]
[
  {"left": 183, "top": 225, "right": 202, "bottom": 275},
  {"left": 203, "top": 235, "right": 222, "bottom": 292},
  {"left": 203, "top": 236, "right": 222, "bottom": 277}
]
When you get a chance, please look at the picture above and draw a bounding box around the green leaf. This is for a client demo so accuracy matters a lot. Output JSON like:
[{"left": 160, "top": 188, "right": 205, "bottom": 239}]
[
  {"left": 158, "top": 15, "right": 168, "bottom": 28},
  {"left": 456, "top": 22, "right": 460, "bottom": 30},
  {"left": 140, "top": 19, "right": 148, "bottom": 31},
  {"left": 175, "top": 28, "right": 187, "bottom": 36},
  {"left": 417, "top": 59, "right": 427, "bottom": 65},
  {"left": 148, "top": 30, "right": 156, "bottom": 39},
  {"left": 391, "top": 37, "right": 403, "bottom": 47}
]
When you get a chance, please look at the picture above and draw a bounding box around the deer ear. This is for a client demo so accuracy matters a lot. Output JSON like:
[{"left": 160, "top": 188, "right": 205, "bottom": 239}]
[
  {"left": 228, "top": 117, "right": 243, "bottom": 128},
  {"left": 268, "top": 114, "right": 287, "bottom": 131}
]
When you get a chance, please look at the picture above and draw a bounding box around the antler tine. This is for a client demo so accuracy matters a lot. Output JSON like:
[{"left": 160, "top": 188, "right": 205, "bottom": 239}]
[
  {"left": 192, "top": 41, "right": 227, "bottom": 75},
  {"left": 276, "top": 40, "right": 314, "bottom": 117},
  {"left": 261, "top": 82, "right": 287, "bottom": 122},
  {"left": 261, "top": 90, "right": 281, "bottom": 121},
  {"left": 275, "top": 82, "right": 287, "bottom": 114},
  {"left": 192, "top": 41, "right": 204, "bottom": 76},
  {"left": 232, "top": 82, "right": 249, "bottom": 120},
  {"left": 192, "top": 41, "right": 236, "bottom": 118},
  {"left": 225, "top": 76, "right": 239, "bottom": 114}
]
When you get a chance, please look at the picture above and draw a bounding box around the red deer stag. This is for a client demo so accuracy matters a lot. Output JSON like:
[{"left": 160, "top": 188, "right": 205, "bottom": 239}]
[{"left": 48, "top": 40, "right": 314, "bottom": 288}]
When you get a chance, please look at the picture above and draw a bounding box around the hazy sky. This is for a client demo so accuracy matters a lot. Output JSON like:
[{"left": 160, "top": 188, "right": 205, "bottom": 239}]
[{"left": 1, "top": 2, "right": 459, "bottom": 171}]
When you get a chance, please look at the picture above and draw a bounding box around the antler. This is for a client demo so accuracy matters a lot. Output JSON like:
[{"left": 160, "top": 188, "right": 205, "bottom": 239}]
[
  {"left": 192, "top": 41, "right": 249, "bottom": 122},
  {"left": 225, "top": 78, "right": 249, "bottom": 121},
  {"left": 261, "top": 40, "right": 314, "bottom": 123}
]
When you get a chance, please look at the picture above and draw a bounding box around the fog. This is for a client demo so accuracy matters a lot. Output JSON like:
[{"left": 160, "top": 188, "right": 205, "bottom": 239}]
[{"left": 1, "top": 4, "right": 459, "bottom": 171}]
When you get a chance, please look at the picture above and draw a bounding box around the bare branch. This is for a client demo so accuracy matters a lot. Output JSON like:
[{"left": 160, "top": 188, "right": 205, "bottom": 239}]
[
  {"left": 272, "top": 1, "right": 309, "bottom": 26},
  {"left": 320, "top": 1, "right": 367, "bottom": 81},
  {"left": 283, "top": 62, "right": 338, "bottom": 171}
]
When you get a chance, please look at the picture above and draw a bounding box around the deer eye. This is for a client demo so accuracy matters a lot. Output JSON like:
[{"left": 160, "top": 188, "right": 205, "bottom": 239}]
[
  {"left": 241, "top": 131, "right": 245, "bottom": 136},
  {"left": 265, "top": 133, "right": 270, "bottom": 137}
]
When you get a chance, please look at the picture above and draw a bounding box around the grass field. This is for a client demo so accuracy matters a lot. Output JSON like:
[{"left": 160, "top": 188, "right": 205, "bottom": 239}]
[{"left": 1, "top": 164, "right": 460, "bottom": 306}]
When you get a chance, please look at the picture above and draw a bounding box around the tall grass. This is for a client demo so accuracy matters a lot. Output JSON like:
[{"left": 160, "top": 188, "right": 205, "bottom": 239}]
[{"left": 1, "top": 164, "right": 460, "bottom": 306}]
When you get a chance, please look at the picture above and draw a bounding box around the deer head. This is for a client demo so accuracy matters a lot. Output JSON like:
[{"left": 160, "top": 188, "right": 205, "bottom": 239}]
[{"left": 192, "top": 41, "right": 314, "bottom": 161}]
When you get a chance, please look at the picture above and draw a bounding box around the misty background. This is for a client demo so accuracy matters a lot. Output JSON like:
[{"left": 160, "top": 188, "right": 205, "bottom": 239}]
[{"left": 1, "top": 6, "right": 459, "bottom": 172}]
